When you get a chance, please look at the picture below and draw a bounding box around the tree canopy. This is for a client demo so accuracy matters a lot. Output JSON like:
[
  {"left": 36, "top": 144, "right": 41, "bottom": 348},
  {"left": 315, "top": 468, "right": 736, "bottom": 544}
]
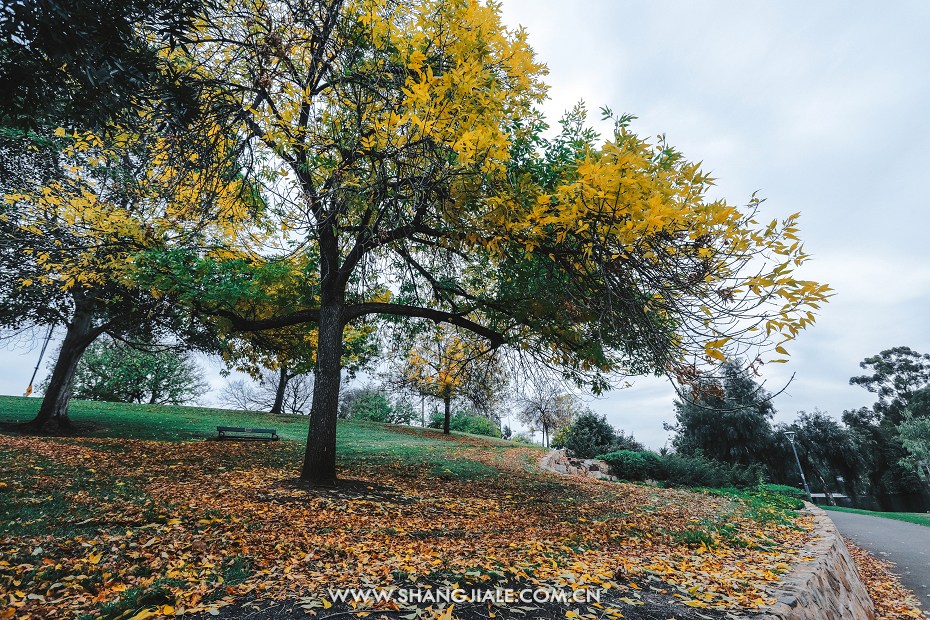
[
  {"left": 850, "top": 346, "right": 930, "bottom": 425},
  {"left": 4, "top": 0, "right": 830, "bottom": 483},
  {"left": 668, "top": 360, "right": 776, "bottom": 465},
  {"left": 0, "top": 0, "right": 208, "bottom": 130},
  {"left": 52, "top": 335, "right": 210, "bottom": 405}
]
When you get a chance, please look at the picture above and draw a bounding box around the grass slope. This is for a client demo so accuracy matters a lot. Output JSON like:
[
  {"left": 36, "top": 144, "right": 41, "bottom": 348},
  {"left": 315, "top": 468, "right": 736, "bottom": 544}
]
[
  {"left": 822, "top": 505, "right": 930, "bottom": 527},
  {"left": 0, "top": 396, "right": 813, "bottom": 620}
]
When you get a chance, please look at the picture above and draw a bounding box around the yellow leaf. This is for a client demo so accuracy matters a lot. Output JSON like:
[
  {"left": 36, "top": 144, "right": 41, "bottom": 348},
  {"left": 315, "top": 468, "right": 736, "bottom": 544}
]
[
  {"left": 565, "top": 612, "right": 579, "bottom": 618},
  {"left": 705, "top": 348, "right": 725, "bottom": 362},
  {"left": 128, "top": 609, "right": 159, "bottom": 620},
  {"left": 438, "top": 605, "right": 455, "bottom": 620},
  {"left": 774, "top": 346, "right": 788, "bottom": 355},
  {"left": 322, "top": 599, "right": 332, "bottom": 609},
  {"left": 88, "top": 553, "right": 102, "bottom": 564}
]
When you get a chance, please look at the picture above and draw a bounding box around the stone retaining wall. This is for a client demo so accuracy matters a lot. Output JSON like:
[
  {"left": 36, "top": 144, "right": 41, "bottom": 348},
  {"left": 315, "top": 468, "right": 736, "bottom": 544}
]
[
  {"left": 538, "top": 452, "right": 874, "bottom": 620},
  {"left": 753, "top": 504, "right": 874, "bottom": 620}
]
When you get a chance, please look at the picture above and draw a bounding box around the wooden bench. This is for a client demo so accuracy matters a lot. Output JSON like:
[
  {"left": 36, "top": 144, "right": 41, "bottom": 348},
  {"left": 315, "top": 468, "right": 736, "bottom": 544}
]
[{"left": 216, "top": 426, "right": 279, "bottom": 441}]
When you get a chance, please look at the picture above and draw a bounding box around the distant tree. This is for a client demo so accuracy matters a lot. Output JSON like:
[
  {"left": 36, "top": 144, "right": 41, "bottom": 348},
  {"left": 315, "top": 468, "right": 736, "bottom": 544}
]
[
  {"left": 774, "top": 410, "right": 864, "bottom": 503},
  {"left": 502, "top": 425, "right": 512, "bottom": 440},
  {"left": 850, "top": 347, "right": 930, "bottom": 425},
  {"left": 387, "top": 324, "right": 508, "bottom": 434},
  {"left": 515, "top": 383, "right": 583, "bottom": 448},
  {"left": 339, "top": 388, "right": 397, "bottom": 423},
  {"left": 47, "top": 336, "right": 209, "bottom": 405},
  {"left": 219, "top": 369, "right": 313, "bottom": 415},
  {"left": 668, "top": 360, "right": 774, "bottom": 465},
  {"left": 390, "top": 397, "right": 418, "bottom": 426},
  {"left": 843, "top": 407, "right": 925, "bottom": 495},
  {"left": 552, "top": 411, "right": 626, "bottom": 459}
]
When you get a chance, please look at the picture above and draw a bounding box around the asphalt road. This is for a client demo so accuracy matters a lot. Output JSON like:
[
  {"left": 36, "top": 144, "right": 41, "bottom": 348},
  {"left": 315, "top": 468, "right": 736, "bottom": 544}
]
[{"left": 826, "top": 509, "right": 930, "bottom": 609}]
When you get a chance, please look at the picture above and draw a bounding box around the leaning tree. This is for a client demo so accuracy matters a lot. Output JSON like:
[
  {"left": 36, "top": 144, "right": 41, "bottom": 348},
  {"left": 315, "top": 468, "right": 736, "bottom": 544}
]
[
  {"left": 135, "top": 0, "right": 831, "bottom": 484},
  {"left": 0, "top": 114, "right": 266, "bottom": 431}
]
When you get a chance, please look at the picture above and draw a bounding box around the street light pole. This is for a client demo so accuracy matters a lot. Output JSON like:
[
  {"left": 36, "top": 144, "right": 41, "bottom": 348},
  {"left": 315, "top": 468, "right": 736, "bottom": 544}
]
[{"left": 785, "top": 431, "right": 813, "bottom": 503}]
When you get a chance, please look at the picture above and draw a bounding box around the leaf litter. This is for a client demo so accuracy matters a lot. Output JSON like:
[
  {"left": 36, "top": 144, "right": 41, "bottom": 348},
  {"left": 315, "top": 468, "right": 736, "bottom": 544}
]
[{"left": 0, "top": 434, "right": 818, "bottom": 619}]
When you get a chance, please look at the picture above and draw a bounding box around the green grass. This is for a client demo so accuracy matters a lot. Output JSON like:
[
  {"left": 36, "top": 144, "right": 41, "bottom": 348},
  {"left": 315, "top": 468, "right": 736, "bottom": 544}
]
[
  {"left": 0, "top": 394, "right": 315, "bottom": 441},
  {"left": 821, "top": 504, "right": 930, "bottom": 527},
  {"left": 0, "top": 395, "right": 536, "bottom": 481}
]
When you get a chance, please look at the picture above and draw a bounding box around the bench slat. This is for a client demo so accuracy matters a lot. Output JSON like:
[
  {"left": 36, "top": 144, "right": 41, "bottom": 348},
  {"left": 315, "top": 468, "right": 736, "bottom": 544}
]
[
  {"left": 217, "top": 426, "right": 276, "bottom": 434},
  {"left": 216, "top": 426, "right": 279, "bottom": 441}
]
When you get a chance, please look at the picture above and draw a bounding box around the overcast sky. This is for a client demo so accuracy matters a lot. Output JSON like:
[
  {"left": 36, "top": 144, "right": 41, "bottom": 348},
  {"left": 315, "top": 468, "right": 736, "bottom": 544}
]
[{"left": 3, "top": 1, "right": 930, "bottom": 449}]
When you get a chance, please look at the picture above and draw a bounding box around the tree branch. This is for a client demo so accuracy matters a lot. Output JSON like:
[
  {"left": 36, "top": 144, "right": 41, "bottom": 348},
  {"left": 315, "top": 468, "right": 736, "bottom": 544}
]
[{"left": 346, "top": 303, "right": 506, "bottom": 346}]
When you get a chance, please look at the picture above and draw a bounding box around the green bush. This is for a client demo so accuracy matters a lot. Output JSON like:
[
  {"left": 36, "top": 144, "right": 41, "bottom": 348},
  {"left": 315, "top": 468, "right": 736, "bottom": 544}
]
[
  {"left": 428, "top": 410, "right": 501, "bottom": 438},
  {"left": 598, "top": 450, "right": 766, "bottom": 489},
  {"left": 553, "top": 412, "right": 643, "bottom": 459},
  {"left": 598, "top": 450, "right": 662, "bottom": 480},
  {"left": 759, "top": 484, "right": 808, "bottom": 500},
  {"left": 349, "top": 392, "right": 394, "bottom": 422}
]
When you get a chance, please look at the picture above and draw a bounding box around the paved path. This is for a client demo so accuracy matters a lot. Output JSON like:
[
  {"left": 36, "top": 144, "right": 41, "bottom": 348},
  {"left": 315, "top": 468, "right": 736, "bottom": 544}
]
[{"left": 826, "top": 509, "right": 930, "bottom": 609}]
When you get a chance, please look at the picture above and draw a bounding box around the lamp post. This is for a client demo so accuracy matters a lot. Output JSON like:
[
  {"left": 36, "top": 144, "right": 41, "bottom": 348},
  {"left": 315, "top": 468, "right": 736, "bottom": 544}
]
[{"left": 784, "top": 431, "right": 813, "bottom": 502}]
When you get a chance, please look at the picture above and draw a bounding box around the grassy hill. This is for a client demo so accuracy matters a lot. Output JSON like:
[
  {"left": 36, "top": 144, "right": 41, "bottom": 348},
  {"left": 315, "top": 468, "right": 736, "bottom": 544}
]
[{"left": 0, "top": 395, "right": 818, "bottom": 620}]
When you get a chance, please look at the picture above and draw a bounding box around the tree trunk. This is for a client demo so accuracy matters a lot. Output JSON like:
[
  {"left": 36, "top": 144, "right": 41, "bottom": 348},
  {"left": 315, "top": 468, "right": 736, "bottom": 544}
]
[
  {"left": 300, "top": 301, "right": 344, "bottom": 484},
  {"left": 28, "top": 299, "right": 98, "bottom": 432},
  {"left": 443, "top": 395, "right": 451, "bottom": 435},
  {"left": 270, "top": 365, "right": 289, "bottom": 414}
]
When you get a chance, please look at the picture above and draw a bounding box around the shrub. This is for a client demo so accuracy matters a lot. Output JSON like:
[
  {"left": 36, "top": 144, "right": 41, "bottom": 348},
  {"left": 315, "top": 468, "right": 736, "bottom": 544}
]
[
  {"left": 348, "top": 392, "right": 394, "bottom": 422},
  {"left": 554, "top": 412, "right": 643, "bottom": 459},
  {"left": 599, "top": 450, "right": 766, "bottom": 489},
  {"left": 759, "top": 484, "right": 808, "bottom": 500},
  {"left": 599, "top": 450, "right": 662, "bottom": 481},
  {"left": 428, "top": 409, "right": 501, "bottom": 438}
]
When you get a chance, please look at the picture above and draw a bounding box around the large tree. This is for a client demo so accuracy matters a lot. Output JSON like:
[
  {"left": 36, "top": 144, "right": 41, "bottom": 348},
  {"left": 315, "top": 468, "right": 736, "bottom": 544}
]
[
  {"left": 850, "top": 346, "right": 930, "bottom": 425},
  {"left": 1, "top": 119, "right": 260, "bottom": 431},
  {"left": 140, "top": 0, "right": 829, "bottom": 484},
  {"left": 668, "top": 360, "right": 776, "bottom": 465}
]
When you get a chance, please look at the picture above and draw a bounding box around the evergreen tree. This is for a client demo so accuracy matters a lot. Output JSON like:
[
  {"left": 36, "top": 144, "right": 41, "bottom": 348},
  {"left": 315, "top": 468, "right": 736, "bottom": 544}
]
[
  {"left": 850, "top": 346, "right": 930, "bottom": 425},
  {"left": 46, "top": 336, "right": 209, "bottom": 405},
  {"left": 668, "top": 360, "right": 774, "bottom": 465}
]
